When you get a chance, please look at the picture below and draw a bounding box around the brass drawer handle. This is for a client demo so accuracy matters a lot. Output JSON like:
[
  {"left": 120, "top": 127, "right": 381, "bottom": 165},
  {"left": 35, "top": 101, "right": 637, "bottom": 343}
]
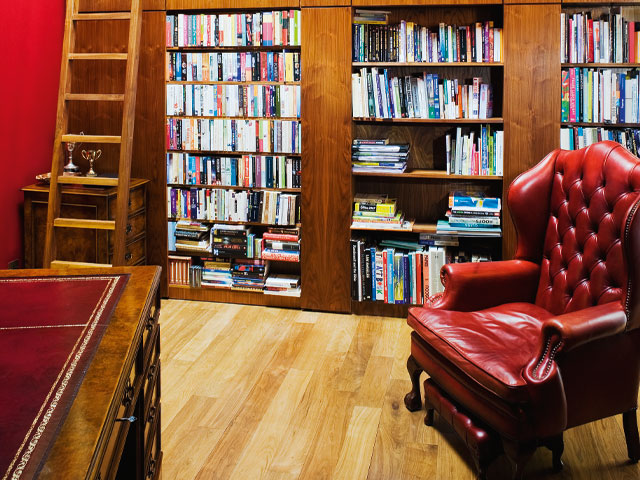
[
  {"left": 125, "top": 252, "right": 132, "bottom": 261},
  {"left": 147, "top": 406, "right": 156, "bottom": 424},
  {"left": 115, "top": 416, "right": 137, "bottom": 423},
  {"left": 147, "top": 364, "right": 157, "bottom": 381},
  {"left": 146, "top": 315, "right": 155, "bottom": 330},
  {"left": 126, "top": 223, "right": 132, "bottom": 234}
]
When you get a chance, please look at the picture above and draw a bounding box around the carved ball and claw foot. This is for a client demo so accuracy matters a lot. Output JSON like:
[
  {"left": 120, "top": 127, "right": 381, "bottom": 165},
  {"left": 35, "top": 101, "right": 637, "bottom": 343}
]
[{"left": 404, "top": 355, "right": 423, "bottom": 412}]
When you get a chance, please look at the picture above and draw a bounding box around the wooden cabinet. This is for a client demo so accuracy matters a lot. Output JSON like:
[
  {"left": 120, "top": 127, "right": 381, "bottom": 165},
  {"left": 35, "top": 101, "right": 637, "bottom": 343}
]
[{"left": 22, "top": 179, "right": 148, "bottom": 268}]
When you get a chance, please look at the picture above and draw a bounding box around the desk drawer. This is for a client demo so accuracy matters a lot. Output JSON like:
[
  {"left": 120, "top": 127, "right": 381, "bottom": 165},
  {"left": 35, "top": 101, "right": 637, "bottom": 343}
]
[
  {"left": 108, "top": 186, "right": 145, "bottom": 218},
  {"left": 145, "top": 413, "right": 162, "bottom": 480},
  {"left": 109, "top": 235, "right": 145, "bottom": 266},
  {"left": 108, "top": 211, "right": 146, "bottom": 250}
]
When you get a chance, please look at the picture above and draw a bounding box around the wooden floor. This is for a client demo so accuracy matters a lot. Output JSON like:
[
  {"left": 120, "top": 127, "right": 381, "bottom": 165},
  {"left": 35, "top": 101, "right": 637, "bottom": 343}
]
[{"left": 160, "top": 299, "right": 640, "bottom": 480}]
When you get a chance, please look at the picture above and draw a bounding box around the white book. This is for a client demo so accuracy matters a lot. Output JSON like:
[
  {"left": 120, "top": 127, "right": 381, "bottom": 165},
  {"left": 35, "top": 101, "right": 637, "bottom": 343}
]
[
  {"left": 479, "top": 84, "right": 488, "bottom": 119},
  {"left": 496, "top": 130, "right": 504, "bottom": 176}
]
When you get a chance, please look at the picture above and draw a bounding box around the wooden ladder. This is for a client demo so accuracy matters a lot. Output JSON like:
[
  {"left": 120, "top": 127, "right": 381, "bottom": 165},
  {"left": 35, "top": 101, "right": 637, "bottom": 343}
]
[{"left": 43, "top": 0, "right": 143, "bottom": 268}]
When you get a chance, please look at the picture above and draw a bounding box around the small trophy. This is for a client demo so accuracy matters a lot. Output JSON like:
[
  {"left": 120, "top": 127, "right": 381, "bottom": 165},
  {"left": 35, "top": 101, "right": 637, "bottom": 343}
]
[
  {"left": 63, "top": 141, "right": 81, "bottom": 176},
  {"left": 82, "top": 149, "right": 102, "bottom": 177}
]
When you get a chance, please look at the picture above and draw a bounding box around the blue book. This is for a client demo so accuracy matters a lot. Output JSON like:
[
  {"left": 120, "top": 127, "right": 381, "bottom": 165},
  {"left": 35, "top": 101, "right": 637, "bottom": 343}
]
[
  {"left": 267, "top": 52, "right": 274, "bottom": 82},
  {"left": 370, "top": 247, "right": 377, "bottom": 301},
  {"left": 168, "top": 221, "right": 177, "bottom": 251},
  {"left": 384, "top": 69, "right": 394, "bottom": 118},
  {"left": 432, "top": 74, "right": 440, "bottom": 119},
  {"left": 481, "top": 125, "right": 488, "bottom": 175},
  {"left": 188, "top": 155, "right": 196, "bottom": 184}
]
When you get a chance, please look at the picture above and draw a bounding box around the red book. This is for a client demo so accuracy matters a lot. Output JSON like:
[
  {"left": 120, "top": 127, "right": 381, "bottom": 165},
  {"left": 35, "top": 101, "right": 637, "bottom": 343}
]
[
  {"left": 262, "top": 232, "right": 299, "bottom": 241},
  {"left": 260, "top": 52, "right": 268, "bottom": 81},
  {"left": 569, "top": 68, "right": 576, "bottom": 123},
  {"left": 416, "top": 252, "right": 423, "bottom": 304},
  {"left": 587, "top": 19, "right": 594, "bottom": 63},
  {"left": 422, "top": 252, "right": 429, "bottom": 302}
]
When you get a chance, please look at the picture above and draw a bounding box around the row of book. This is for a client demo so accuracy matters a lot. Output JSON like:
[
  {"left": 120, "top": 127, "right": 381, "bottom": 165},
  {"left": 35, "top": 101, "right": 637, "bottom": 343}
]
[
  {"left": 351, "top": 140, "right": 408, "bottom": 174},
  {"left": 351, "top": 69, "right": 494, "bottom": 120},
  {"left": 561, "top": 68, "right": 640, "bottom": 124},
  {"left": 166, "top": 153, "right": 301, "bottom": 189},
  {"left": 436, "top": 192, "right": 501, "bottom": 237},
  {"left": 166, "top": 51, "right": 301, "bottom": 83},
  {"left": 169, "top": 256, "right": 301, "bottom": 296},
  {"left": 350, "top": 236, "right": 493, "bottom": 304},
  {"left": 166, "top": 84, "right": 301, "bottom": 119},
  {"left": 167, "top": 188, "right": 300, "bottom": 225},
  {"left": 352, "top": 15, "right": 502, "bottom": 63},
  {"left": 166, "top": 11, "right": 301, "bottom": 48},
  {"left": 166, "top": 118, "right": 301, "bottom": 154},
  {"left": 560, "top": 126, "right": 640, "bottom": 156},
  {"left": 445, "top": 126, "right": 504, "bottom": 176},
  {"left": 561, "top": 10, "right": 640, "bottom": 64},
  {"left": 169, "top": 221, "right": 301, "bottom": 261},
  {"left": 351, "top": 193, "right": 412, "bottom": 231}
]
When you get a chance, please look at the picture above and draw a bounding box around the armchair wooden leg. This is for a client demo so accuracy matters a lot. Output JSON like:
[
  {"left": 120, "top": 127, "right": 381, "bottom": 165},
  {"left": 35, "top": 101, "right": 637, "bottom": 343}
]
[
  {"left": 404, "top": 355, "right": 423, "bottom": 412},
  {"left": 424, "top": 394, "right": 435, "bottom": 426},
  {"left": 503, "top": 439, "right": 535, "bottom": 480},
  {"left": 623, "top": 408, "right": 640, "bottom": 463},
  {"left": 543, "top": 434, "right": 564, "bottom": 472}
]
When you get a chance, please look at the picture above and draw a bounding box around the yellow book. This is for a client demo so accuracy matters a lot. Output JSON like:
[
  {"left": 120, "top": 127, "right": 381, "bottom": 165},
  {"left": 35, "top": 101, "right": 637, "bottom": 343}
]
[{"left": 285, "top": 52, "right": 294, "bottom": 83}]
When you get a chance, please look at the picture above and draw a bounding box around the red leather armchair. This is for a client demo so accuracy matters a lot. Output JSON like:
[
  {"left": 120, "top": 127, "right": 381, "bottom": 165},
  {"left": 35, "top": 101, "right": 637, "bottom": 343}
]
[{"left": 404, "top": 141, "right": 640, "bottom": 479}]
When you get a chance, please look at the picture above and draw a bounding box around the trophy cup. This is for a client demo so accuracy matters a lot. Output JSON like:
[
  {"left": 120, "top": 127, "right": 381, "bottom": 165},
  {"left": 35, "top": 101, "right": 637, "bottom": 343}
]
[
  {"left": 82, "top": 149, "right": 102, "bottom": 177},
  {"left": 63, "top": 141, "right": 81, "bottom": 176}
]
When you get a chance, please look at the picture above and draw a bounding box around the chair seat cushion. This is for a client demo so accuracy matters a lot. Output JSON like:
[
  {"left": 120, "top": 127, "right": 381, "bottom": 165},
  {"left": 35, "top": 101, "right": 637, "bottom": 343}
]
[{"left": 408, "top": 302, "right": 554, "bottom": 403}]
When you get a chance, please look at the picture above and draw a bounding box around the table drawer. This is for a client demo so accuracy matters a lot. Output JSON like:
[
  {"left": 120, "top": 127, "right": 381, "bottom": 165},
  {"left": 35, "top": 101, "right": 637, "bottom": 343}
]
[
  {"left": 108, "top": 211, "right": 146, "bottom": 250},
  {"left": 108, "top": 186, "right": 145, "bottom": 218},
  {"left": 109, "top": 235, "right": 145, "bottom": 266},
  {"left": 145, "top": 414, "right": 162, "bottom": 479}
]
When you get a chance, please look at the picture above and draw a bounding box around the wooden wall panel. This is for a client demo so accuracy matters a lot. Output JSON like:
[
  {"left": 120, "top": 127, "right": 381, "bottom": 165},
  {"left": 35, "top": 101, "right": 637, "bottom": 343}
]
[
  {"left": 130, "top": 12, "right": 168, "bottom": 295},
  {"left": 301, "top": 7, "right": 352, "bottom": 312},
  {"left": 353, "top": 0, "right": 497, "bottom": 6},
  {"left": 301, "top": 0, "right": 350, "bottom": 6},
  {"left": 503, "top": 4, "right": 560, "bottom": 259},
  {"left": 166, "top": 0, "right": 299, "bottom": 9},
  {"left": 78, "top": 0, "right": 165, "bottom": 11}
]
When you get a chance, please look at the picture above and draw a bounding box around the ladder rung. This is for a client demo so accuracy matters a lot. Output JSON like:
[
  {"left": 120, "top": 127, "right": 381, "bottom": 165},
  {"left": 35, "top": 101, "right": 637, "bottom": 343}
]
[
  {"left": 65, "top": 93, "right": 125, "bottom": 102},
  {"left": 72, "top": 12, "right": 131, "bottom": 21},
  {"left": 54, "top": 218, "right": 116, "bottom": 230},
  {"left": 57, "top": 176, "right": 119, "bottom": 186},
  {"left": 61, "top": 134, "right": 121, "bottom": 144},
  {"left": 51, "top": 260, "right": 113, "bottom": 269},
  {"left": 68, "top": 53, "right": 128, "bottom": 61}
]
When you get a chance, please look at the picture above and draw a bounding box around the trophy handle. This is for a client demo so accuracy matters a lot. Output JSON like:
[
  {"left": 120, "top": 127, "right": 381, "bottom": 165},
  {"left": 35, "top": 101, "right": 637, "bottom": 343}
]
[
  {"left": 94, "top": 150, "right": 102, "bottom": 160},
  {"left": 82, "top": 149, "right": 90, "bottom": 160}
]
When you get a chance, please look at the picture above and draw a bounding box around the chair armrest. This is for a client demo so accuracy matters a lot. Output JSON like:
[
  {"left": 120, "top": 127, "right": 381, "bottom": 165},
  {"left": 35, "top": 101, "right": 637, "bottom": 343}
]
[
  {"left": 526, "top": 302, "right": 627, "bottom": 382},
  {"left": 430, "top": 260, "right": 540, "bottom": 312}
]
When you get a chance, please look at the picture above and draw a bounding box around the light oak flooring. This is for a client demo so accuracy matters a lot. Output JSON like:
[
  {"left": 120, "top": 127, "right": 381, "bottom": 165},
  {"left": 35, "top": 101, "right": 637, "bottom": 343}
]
[{"left": 160, "top": 299, "right": 640, "bottom": 480}]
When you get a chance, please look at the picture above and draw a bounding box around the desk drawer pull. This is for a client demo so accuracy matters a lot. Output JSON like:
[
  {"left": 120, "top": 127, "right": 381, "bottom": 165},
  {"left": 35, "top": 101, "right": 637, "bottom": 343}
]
[
  {"left": 126, "top": 223, "right": 132, "bottom": 234},
  {"left": 122, "top": 381, "right": 134, "bottom": 406},
  {"left": 147, "top": 459, "right": 156, "bottom": 478},
  {"left": 125, "top": 252, "right": 132, "bottom": 261},
  {"left": 147, "top": 406, "right": 156, "bottom": 424},
  {"left": 146, "top": 315, "right": 155, "bottom": 330},
  {"left": 115, "top": 416, "right": 137, "bottom": 423},
  {"left": 147, "top": 364, "right": 157, "bottom": 381}
]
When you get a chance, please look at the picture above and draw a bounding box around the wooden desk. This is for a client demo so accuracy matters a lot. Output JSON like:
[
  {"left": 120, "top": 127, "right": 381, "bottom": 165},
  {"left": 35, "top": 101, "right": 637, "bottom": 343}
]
[{"left": 0, "top": 267, "right": 162, "bottom": 479}]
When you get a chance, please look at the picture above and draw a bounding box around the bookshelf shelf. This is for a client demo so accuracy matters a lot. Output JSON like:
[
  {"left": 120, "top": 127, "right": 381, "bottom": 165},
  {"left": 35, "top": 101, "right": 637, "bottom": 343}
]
[
  {"left": 166, "top": 80, "right": 301, "bottom": 86},
  {"left": 167, "top": 115, "right": 300, "bottom": 121},
  {"left": 350, "top": 222, "right": 437, "bottom": 234},
  {"left": 169, "top": 150, "right": 302, "bottom": 157},
  {"left": 352, "top": 169, "right": 502, "bottom": 180},
  {"left": 166, "top": 45, "right": 301, "bottom": 52},
  {"left": 562, "top": 63, "right": 640, "bottom": 68},
  {"left": 353, "top": 62, "right": 504, "bottom": 67},
  {"left": 168, "top": 184, "right": 301, "bottom": 192},
  {"left": 353, "top": 117, "right": 504, "bottom": 124},
  {"left": 167, "top": 284, "right": 301, "bottom": 308},
  {"left": 168, "top": 218, "right": 302, "bottom": 228},
  {"left": 561, "top": 122, "right": 640, "bottom": 128}
]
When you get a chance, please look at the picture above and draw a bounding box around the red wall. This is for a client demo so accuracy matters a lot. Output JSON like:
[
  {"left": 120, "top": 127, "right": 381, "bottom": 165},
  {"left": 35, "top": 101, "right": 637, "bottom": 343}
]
[{"left": 0, "top": 2, "right": 64, "bottom": 268}]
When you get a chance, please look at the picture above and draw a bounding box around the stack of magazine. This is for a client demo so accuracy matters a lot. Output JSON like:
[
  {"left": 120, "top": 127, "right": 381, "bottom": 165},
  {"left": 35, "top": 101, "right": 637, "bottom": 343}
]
[{"left": 352, "top": 139, "right": 408, "bottom": 174}]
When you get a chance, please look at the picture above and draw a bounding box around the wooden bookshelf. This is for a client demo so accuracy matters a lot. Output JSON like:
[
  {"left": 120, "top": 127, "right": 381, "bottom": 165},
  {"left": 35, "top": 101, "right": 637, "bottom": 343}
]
[
  {"left": 349, "top": 5, "right": 506, "bottom": 314},
  {"left": 164, "top": 9, "right": 303, "bottom": 303}
]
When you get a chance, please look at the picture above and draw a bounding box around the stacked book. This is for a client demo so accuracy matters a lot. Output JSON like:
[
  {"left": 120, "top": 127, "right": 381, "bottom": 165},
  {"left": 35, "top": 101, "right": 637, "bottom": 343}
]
[
  {"left": 351, "top": 193, "right": 413, "bottom": 231},
  {"left": 352, "top": 140, "right": 408, "bottom": 174},
  {"left": 202, "top": 259, "right": 232, "bottom": 288},
  {"left": 174, "top": 221, "right": 211, "bottom": 254},
  {"left": 168, "top": 255, "right": 192, "bottom": 285},
  {"left": 264, "top": 274, "right": 301, "bottom": 297},
  {"left": 261, "top": 227, "right": 300, "bottom": 261},
  {"left": 231, "top": 259, "right": 269, "bottom": 292},
  {"left": 437, "top": 192, "right": 501, "bottom": 237},
  {"left": 212, "top": 224, "right": 251, "bottom": 258}
]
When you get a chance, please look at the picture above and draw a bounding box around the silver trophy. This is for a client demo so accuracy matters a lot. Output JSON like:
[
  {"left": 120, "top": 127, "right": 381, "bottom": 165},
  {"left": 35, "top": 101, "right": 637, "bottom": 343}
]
[
  {"left": 63, "top": 141, "right": 81, "bottom": 176},
  {"left": 82, "top": 149, "right": 102, "bottom": 177}
]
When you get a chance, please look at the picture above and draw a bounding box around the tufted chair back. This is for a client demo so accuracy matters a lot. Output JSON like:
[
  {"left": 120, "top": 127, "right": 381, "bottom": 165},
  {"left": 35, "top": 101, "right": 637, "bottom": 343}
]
[{"left": 509, "top": 141, "right": 640, "bottom": 317}]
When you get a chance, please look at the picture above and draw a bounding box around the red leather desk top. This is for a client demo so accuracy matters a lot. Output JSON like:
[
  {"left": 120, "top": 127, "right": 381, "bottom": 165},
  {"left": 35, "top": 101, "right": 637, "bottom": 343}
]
[{"left": 0, "top": 274, "right": 128, "bottom": 480}]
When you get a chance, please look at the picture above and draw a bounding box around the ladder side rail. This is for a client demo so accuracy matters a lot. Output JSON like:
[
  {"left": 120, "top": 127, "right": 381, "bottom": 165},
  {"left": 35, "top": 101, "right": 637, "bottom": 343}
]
[
  {"left": 43, "top": 0, "right": 78, "bottom": 268},
  {"left": 112, "top": 0, "right": 143, "bottom": 266}
]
